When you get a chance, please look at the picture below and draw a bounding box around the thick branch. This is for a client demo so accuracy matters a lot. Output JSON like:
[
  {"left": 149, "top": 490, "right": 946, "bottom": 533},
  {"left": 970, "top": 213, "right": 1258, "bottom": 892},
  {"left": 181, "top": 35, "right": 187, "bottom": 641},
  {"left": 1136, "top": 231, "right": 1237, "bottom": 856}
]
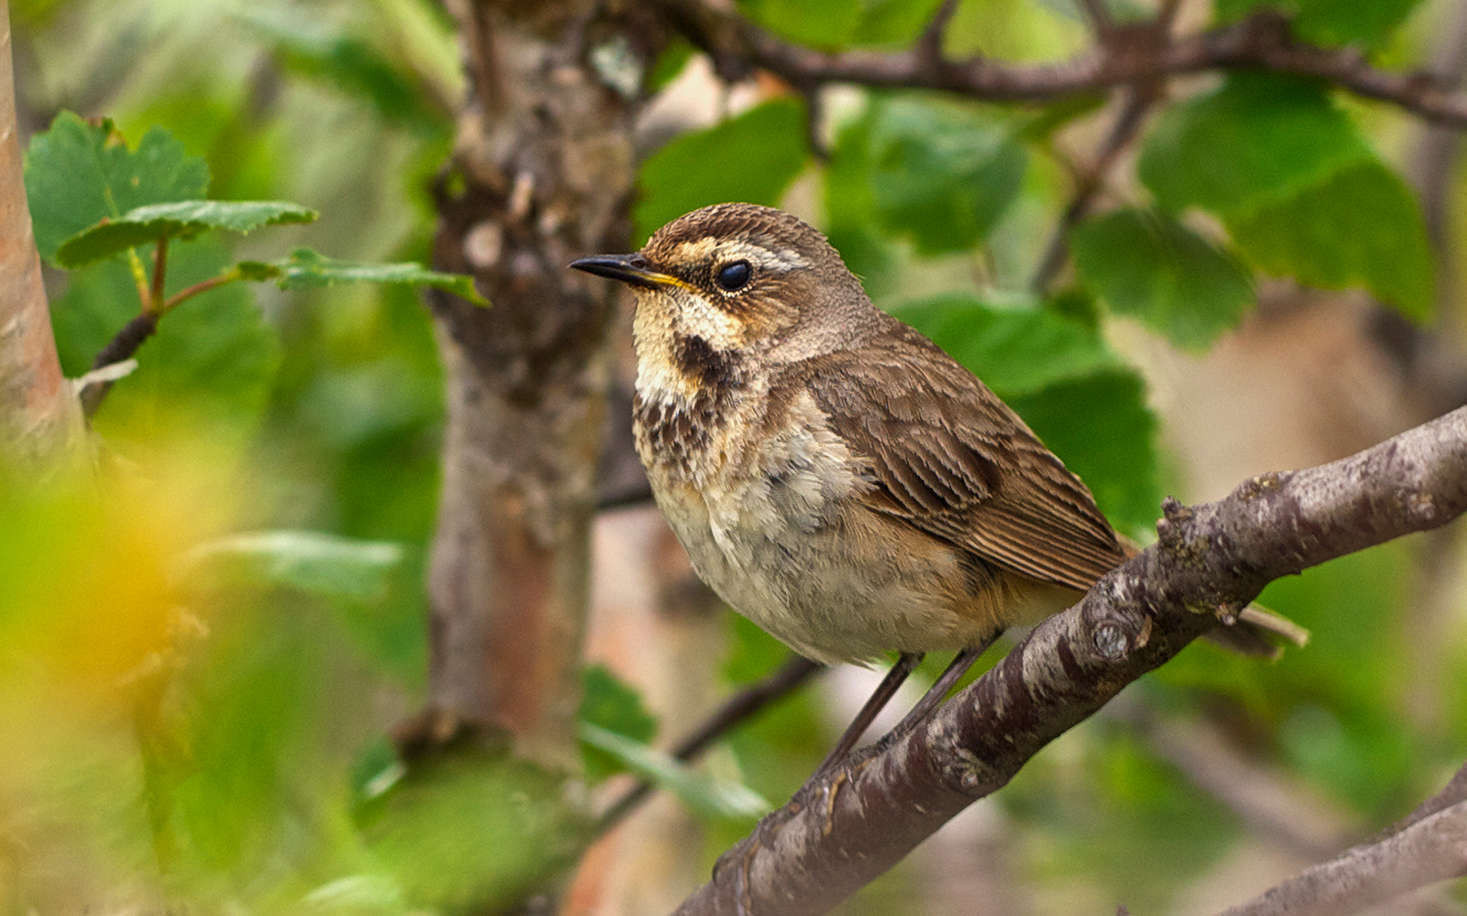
[
  {"left": 676, "top": 407, "right": 1467, "bottom": 915},
  {"left": 667, "top": 4, "right": 1467, "bottom": 127}
]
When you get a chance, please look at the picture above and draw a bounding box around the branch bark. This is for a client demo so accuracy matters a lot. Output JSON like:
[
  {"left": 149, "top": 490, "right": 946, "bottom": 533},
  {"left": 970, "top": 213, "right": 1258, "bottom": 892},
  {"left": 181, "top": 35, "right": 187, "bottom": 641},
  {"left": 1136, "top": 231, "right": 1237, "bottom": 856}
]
[
  {"left": 676, "top": 406, "right": 1467, "bottom": 915},
  {"left": 1222, "top": 785, "right": 1467, "bottom": 916},
  {"left": 0, "top": 0, "right": 82, "bottom": 465},
  {"left": 665, "top": 3, "right": 1467, "bottom": 126}
]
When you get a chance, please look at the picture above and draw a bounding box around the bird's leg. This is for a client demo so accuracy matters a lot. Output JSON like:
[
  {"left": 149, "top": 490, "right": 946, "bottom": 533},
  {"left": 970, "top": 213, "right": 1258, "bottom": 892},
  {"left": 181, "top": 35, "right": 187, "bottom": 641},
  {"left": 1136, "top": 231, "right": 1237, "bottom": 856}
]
[
  {"left": 812, "top": 651, "right": 922, "bottom": 780},
  {"left": 880, "top": 628, "right": 1003, "bottom": 748}
]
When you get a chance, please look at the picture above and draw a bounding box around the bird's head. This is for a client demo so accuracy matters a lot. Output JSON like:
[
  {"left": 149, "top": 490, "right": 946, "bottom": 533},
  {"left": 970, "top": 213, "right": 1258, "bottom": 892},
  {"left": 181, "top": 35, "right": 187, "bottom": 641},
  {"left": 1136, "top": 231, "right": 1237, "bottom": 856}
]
[{"left": 571, "top": 203, "right": 875, "bottom": 369}]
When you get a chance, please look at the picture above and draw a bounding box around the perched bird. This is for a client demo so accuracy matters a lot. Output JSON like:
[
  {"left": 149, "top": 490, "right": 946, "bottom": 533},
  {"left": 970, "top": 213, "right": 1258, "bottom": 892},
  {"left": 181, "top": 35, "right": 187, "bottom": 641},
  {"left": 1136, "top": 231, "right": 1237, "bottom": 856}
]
[{"left": 572, "top": 202, "right": 1302, "bottom": 764}]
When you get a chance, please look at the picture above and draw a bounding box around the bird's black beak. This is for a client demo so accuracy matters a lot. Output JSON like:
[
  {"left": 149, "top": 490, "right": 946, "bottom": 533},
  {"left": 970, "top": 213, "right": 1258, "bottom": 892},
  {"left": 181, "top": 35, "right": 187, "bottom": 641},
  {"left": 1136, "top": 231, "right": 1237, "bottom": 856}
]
[{"left": 569, "top": 253, "right": 689, "bottom": 290}]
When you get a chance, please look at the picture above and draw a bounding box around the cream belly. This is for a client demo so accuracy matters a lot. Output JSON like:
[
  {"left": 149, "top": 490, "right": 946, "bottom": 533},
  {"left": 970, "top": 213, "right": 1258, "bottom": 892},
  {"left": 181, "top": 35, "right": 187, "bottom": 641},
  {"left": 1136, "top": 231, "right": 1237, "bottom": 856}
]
[{"left": 642, "top": 391, "right": 1010, "bottom": 665}]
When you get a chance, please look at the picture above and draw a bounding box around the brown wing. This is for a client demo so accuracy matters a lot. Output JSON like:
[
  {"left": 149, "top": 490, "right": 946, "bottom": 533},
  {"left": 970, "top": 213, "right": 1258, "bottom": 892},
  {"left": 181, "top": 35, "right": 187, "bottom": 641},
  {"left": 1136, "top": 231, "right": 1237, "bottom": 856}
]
[{"left": 796, "top": 319, "right": 1126, "bottom": 592}]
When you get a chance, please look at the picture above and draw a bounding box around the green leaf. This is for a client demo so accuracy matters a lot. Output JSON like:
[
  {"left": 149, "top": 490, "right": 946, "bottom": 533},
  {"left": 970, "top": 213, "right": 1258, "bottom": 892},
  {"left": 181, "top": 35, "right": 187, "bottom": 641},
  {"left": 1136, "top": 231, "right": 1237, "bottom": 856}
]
[
  {"left": 737, "top": 0, "right": 865, "bottom": 48},
  {"left": 866, "top": 96, "right": 1026, "bottom": 254},
  {"left": 891, "top": 296, "right": 1159, "bottom": 531},
  {"left": 1139, "top": 76, "right": 1367, "bottom": 218},
  {"left": 237, "top": 248, "right": 487, "bottom": 305},
  {"left": 578, "top": 723, "right": 769, "bottom": 820},
  {"left": 635, "top": 98, "right": 809, "bottom": 242},
  {"left": 1006, "top": 369, "right": 1161, "bottom": 533},
  {"left": 850, "top": 0, "right": 947, "bottom": 47},
  {"left": 175, "top": 530, "right": 406, "bottom": 601},
  {"left": 891, "top": 294, "right": 1121, "bottom": 395},
  {"left": 50, "top": 240, "right": 280, "bottom": 447},
  {"left": 1070, "top": 209, "right": 1254, "bottom": 349},
  {"left": 24, "top": 112, "right": 210, "bottom": 264},
  {"left": 1139, "top": 74, "right": 1433, "bottom": 320},
  {"left": 1215, "top": 0, "right": 1422, "bottom": 47},
  {"left": 824, "top": 110, "right": 898, "bottom": 296},
  {"left": 56, "top": 200, "right": 319, "bottom": 268},
  {"left": 579, "top": 665, "right": 658, "bottom": 783},
  {"left": 1227, "top": 160, "right": 1433, "bottom": 320}
]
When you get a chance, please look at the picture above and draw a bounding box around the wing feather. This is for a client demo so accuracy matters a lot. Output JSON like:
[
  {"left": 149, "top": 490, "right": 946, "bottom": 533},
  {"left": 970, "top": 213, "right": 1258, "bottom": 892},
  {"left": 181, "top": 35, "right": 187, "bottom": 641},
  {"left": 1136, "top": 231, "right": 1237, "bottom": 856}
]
[{"left": 795, "top": 318, "right": 1126, "bottom": 592}]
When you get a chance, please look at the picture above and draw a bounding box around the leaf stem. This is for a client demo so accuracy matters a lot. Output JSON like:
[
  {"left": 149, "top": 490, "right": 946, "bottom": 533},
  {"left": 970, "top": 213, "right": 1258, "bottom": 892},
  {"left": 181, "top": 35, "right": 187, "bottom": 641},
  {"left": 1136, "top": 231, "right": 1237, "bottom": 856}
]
[
  {"left": 147, "top": 237, "right": 169, "bottom": 315},
  {"left": 126, "top": 246, "right": 151, "bottom": 309},
  {"left": 161, "top": 267, "right": 242, "bottom": 314}
]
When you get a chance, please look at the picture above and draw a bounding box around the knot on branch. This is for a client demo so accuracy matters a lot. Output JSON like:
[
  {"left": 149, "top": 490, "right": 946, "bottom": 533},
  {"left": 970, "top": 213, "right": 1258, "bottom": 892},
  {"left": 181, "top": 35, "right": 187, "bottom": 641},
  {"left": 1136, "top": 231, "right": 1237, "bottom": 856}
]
[
  {"left": 1085, "top": 577, "right": 1153, "bottom": 661},
  {"left": 1155, "top": 496, "right": 1192, "bottom": 552}
]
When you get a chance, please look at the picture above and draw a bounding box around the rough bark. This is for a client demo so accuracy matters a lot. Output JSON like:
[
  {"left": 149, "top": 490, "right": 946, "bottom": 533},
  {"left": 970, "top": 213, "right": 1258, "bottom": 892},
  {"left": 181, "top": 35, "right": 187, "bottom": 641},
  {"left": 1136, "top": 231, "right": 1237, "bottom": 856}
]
[
  {"left": 412, "top": 0, "right": 651, "bottom": 768},
  {"left": 677, "top": 406, "right": 1467, "bottom": 915},
  {"left": 0, "top": 0, "right": 81, "bottom": 465}
]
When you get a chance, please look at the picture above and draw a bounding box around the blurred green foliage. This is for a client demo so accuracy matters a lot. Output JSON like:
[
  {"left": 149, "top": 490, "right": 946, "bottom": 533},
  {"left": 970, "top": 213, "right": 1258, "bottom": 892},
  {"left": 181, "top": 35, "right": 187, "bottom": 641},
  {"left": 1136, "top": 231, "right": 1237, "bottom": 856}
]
[{"left": 7, "top": 0, "right": 1467, "bottom": 913}]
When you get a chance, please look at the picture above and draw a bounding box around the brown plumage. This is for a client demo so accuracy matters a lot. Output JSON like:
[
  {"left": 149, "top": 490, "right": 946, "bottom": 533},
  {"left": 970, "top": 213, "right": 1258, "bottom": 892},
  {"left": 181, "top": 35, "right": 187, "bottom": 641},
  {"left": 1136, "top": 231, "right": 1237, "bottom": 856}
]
[{"left": 572, "top": 202, "right": 1301, "bottom": 669}]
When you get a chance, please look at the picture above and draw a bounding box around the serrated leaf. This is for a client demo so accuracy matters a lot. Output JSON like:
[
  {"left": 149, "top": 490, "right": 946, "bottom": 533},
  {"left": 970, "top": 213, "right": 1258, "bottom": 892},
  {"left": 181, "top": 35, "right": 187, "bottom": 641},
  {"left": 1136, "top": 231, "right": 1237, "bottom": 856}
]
[
  {"left": 237, "top": 248, "right": 487, "bottom": 305},
  {"left": 1139, "top": 74, "right": 1433, "bottom": 321},
  {"left": 579, "top": 723, "right": 769, "bottom": 820},
  {"left": 891, "top": 294, "right": 1121, "bottom": 395},
  {"left": 635, "top": 98, "right": 809, "bottom": 242},
  {"left": 866, "top": 96, "right": 1026, "bottom": 254},
  {"left": 1215, "top": 0, "right": 1422, "bottom": 47},
  {"left": 56, "top": 200, "right": 318, "bottom": 268},
  {"left": 50, "top": 240, "right": 280, "bottom": 447},
  {"left": 1228, "top": 160, "right": 1432, "bottom": 320},
  {"left": 1071, "top": 209, "right": 1254, "bottom": 349},
  {"left": 175, "top": 530, "right": 405, "bottom": 601},
  {"left": 579, "top": 665, "right": 658, "bottom": 782},
  {"left": 24, "top": 111, "right": 210, "bottom": 264}
]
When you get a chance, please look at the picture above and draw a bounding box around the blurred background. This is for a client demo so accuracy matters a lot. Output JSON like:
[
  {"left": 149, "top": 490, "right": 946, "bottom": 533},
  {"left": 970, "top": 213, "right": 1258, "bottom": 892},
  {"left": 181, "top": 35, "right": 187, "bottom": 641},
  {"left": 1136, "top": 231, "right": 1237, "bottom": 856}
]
[{"left": 3, "top": 0, "right": 1467, "bottom": 912}]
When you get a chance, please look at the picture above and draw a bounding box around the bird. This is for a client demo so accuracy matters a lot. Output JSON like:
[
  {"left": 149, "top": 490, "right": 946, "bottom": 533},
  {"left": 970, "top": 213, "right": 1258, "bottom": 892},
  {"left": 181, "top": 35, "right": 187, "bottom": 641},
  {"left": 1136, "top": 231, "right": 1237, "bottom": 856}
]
[{"left": 571, "top": 202, "right": 1304, "bottom": 769}]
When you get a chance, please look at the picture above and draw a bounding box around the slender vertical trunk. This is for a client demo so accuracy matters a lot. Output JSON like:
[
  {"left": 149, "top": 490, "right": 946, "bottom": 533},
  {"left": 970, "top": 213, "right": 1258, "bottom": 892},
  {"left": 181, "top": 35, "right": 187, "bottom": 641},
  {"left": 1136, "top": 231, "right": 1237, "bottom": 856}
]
[
  {"left": 0, "top": 0, "right": 82, "bottom": 465},
  {"left": 419, "top": 0, "right": 647, "bottom": 767}
]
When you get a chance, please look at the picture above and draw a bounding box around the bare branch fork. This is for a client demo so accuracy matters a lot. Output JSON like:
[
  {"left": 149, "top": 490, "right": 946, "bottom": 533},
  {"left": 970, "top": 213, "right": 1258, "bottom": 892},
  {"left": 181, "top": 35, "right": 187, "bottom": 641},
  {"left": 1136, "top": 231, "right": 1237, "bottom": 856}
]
[
  {"left": 676, "top": 406, "right": 1467, "bottom": 915},
  {"left": 666, "top": 2, "right": 1467, "bottom": 127}
]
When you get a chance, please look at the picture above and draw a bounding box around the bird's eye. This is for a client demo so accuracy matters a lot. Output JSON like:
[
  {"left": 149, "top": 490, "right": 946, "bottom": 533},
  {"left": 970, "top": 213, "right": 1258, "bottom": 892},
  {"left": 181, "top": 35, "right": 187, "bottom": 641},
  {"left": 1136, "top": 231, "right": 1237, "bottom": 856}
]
[{"left": 714, "top": 260, "right": 751, "bottom": 292}]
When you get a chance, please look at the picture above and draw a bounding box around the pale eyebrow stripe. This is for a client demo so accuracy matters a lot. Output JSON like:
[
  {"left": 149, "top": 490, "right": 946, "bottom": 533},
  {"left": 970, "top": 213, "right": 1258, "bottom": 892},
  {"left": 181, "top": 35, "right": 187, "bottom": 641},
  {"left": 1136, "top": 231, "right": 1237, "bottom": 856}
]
[{"left": 671, "top": 237, "right": 808, "bottom": 271}]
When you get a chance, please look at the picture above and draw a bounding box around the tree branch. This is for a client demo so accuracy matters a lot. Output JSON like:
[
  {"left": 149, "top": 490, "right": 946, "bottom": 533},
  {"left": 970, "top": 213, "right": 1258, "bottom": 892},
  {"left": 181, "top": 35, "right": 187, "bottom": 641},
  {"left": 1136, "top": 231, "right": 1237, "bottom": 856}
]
[
  {"left": 675, "top": 406, "right": 1467, "bottom": 915},
  {"left": 665, "top": 4, "right": 1467, "bottom": 127},
  {"left": 593, "top": 654, "right": 823, "bottom": 836},
  {"left": 1221, "top": 794, "right": 1467, "bottom": 916}
]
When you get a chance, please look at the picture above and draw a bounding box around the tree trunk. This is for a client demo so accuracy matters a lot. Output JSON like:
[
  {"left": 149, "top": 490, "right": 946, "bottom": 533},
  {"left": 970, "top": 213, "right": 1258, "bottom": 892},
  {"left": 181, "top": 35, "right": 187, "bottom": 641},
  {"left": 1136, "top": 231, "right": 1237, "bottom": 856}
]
[
  {"left": 416, "top": 0, "right": 646, "bottom": 768},
  {"left": 0, "top": 0, "right": 82, "bottom": 466}
]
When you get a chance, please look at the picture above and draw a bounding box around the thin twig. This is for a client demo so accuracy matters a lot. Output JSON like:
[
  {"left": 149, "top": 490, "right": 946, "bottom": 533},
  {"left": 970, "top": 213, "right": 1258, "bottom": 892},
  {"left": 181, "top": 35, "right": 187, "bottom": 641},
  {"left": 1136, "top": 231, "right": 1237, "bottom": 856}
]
[
  {"left": 1392, "top": 760, "right": 1467, "bottom": 835},
  {"left": 593, "top": 654, "right": 823, "bottom": 836},
  {"left": 80, "top": 312, "right": 159, "bottom": 418},
  {"left": 1078, "top": 0, "right": 1113, "bottom": 36},
  {"left": 160, "top": 271, "right": 240, "bottom": 313},
  {"left": 1030, "top": 87, "right": 1156, "bottom": 293},
  {"left": 916, "top": 0, "right": 958, "bottom": 68},
  {"left": 666, "top": 4, "right": 1467, "bottom": 127},
  {"left": 1221, "top": 797, "right": 1467, "bottom": 916}
]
